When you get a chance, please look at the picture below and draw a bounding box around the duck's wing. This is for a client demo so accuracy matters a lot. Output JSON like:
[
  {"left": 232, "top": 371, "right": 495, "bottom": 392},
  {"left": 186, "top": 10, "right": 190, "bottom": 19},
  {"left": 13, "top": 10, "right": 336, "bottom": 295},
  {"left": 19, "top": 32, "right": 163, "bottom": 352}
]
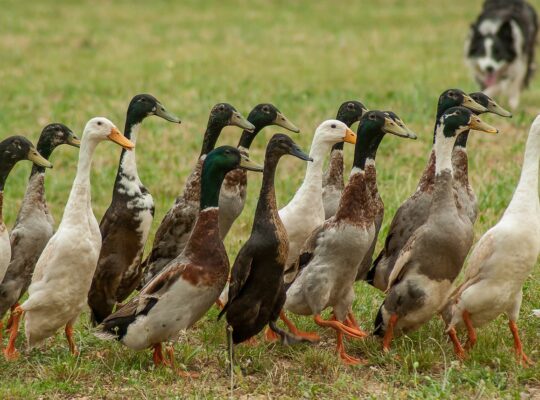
[
  {"left": 100, "top": 260, "right": 187, "bottom": 337},
  {"left": 386, "top": 232, "right": 419, "bottom": 291},
  {"left": 449, "top": 231, "right": 495, "bottom": 301},
  {"left": 218, "top": 246, "right": 253, "bottom": 319}
]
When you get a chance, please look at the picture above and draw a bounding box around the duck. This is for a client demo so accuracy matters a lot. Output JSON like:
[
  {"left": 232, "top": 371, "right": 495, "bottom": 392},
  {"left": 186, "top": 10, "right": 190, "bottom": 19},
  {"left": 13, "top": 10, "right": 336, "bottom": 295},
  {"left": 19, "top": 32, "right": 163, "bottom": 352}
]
[
  {"left": 373, "top": 107, "right": 497, "bottom": 352},
  {"left": 355, "top": 111, "right": 417, "bottom": 281},
  {"left": 88, "top": 94, "right": 181, "bottom": 325},
  {"left": 218, "top": 134, "right": 312, "bottom": 347},
  {"left": 283, "top": 111, "right": 415, "bottom": 364},
  {"left": 443, "top": 114, "right": 540, "bottom": 366},
  {"left": 0, "top": 136, "right": 52, "bottom": 284},
  {"left": 218, "top": 104, "right": 299, "bottom": 239},
  {"left": 322, "top": 101, "right": 368, "bottom": 219},
  {"left": 279, "top": 120, "right": 357, "bottom": 283},
  {"left": 452, "top": 92, "right": 512, "bottom": 224},
  {"left": 366, "top": 89, "right": 488, "bottom": 291},
  {"left": 97, "top": 146, "right": 263, "bottom": 374},
  {"left": 140, "top": 104, "right": 254, "bottom": 286},
  {"left": 3, "top": 118, "right": 134, "bottom": 360},
  {"left": 0, "top": 124, "right": 79, "bottom": 333}
]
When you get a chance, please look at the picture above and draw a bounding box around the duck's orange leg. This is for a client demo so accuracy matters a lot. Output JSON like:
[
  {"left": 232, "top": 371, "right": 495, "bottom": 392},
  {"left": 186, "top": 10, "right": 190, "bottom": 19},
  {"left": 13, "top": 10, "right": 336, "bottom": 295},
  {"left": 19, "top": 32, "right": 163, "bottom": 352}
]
[
  {"left": 152, "top": 343, "right": 165, "bottom": 366},
  {"left": 344, "top": 312, "right": 369, "bottom": 337},
  {"left": 280, "top": 311, "right": 320, "bottom": 342},
  {"left": 336, "top": 330, "right": 364, "bottom": 365},
  {"left": 64, "top": 322, "right": 78, "bottom": 355},
  {"left": 509, "top": 320, "right": 533, "bottom": 367},
  {"left": 265, "top": 326, "right": 279, "bottom": 342},
  {"left": 215, "top": 299, "right": 224, "bottom": 309},
  {"left": 462, "top": 310, "right": 477, "bottom": 350},
  {"left": 164, "top": 344, "right": 200, "bottom": 378},
  {"left": 313, "top": 314, "right": 366, "bottom": 339},
  {"left": 382, "top": 314, "right": 398, "bottom": 352},
  {"left": 5, "top": 303, "right": 19, "bottom": 331},
  {"left": 3, "top": 305, "right": 23, "bottom": 360},
  {"left": 447, "top": 327, "right": 466, "bottom": 360}
]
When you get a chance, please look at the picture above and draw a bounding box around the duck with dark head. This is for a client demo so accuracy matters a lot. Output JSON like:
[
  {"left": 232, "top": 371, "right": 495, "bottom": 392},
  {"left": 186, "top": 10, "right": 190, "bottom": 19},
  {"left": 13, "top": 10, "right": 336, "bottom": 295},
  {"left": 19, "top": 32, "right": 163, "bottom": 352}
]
[
  {"left": 219, "top": 103, "right": 299, "bottom": 239},
  {"left": 141, "top": 103, "right": 255, "bottom": 287},
  {"left": 374, "top": 107, "right": 498, "bottom": 352},
  {"left": 88, "top": 94, "right": 181, "bottom": 326},
  {"left": 0, "top": 124, "right": 79, "bottom": 335}
]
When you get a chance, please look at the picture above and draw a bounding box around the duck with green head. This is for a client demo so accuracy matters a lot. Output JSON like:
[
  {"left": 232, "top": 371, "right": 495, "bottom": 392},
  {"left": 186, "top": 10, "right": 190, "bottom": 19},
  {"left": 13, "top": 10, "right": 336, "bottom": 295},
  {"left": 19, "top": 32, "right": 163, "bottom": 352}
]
[
  {"left": 322, "top": 100, "right": 368, "bottom": 219},
  {"left": 0, "top": 124, "right": 79, "bottom": 333},
  {"left": 219, "top": 103, "right": 299, "bottom": 239},
  {"left": 367, "top": 89, "right": 489, "bottom": 291},
  {"left": 374, "top": 107, "right": 498, "bottom": 352},
  {"left": 218, "top": 134, "right": 312, "bottom": 348},
  {"left": 283, "top": 111, "right": 416, "bottom": 365},
  {"left": 88, "top": 94, "right": 181, "bottom": 326},
  {"left": 141, "top": 104, "right": 254, "bottom": 286},
  {"left": 98, "top": 146, "right": 262, "bottom": 375},
  {"left": 452, "top": 92, "right": 512, "bottom": 225},
  {"left": 0, "top": 136, "right": 51, "bottom": 286}
]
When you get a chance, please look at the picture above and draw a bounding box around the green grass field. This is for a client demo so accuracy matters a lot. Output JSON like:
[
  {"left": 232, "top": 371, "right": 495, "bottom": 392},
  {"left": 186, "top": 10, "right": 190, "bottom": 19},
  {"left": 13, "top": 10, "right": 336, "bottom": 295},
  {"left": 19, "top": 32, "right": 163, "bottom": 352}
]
[{"left": 1, "top": 0, "right": 540, "bottom": 398}]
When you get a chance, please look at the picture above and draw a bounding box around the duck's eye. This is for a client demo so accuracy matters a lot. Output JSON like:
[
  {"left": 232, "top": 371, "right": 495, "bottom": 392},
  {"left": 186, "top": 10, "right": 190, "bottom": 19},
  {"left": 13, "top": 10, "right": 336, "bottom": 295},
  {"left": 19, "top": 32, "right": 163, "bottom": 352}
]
[
  {"left": 140, "top": 98, "right": 146, "bottom": 102},
  {"left": 262, "top": 106, "right": 270, "bottom": 113},
  {"left": 369, "top": 114, "right": 376, "bottom": 120},
  {"left": 347, "top": 103, "right": 355, "bottom": 110},
  {"left": 97, "top": 121, "right": 102, "bottom": 126},
  {"left": 219, "top": 105, "right": 225, "bottom": 111},
  {"left": 331, "top": 124, "right": 336, "bottom": 129}
]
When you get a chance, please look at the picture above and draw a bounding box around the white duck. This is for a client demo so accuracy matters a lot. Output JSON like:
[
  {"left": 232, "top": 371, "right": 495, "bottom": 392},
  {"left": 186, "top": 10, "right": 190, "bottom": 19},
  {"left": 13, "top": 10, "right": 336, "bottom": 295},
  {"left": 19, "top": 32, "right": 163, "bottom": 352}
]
[
  {"left": 279, "top": 120, "right": 356, "bottom": 282},
  {"left": 3, "top": 117, "right": 134, "bottom": 359},
  {"left": 444, "top": 114, "right": 540, "bottom": 366}
]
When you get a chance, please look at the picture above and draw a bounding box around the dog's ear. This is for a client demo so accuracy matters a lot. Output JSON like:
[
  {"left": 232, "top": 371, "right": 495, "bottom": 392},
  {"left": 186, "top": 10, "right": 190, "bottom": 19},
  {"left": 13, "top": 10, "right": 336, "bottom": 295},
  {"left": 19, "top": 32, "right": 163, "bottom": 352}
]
[{"left": 498, "top": 20, "right": 514, "bottom": 44}]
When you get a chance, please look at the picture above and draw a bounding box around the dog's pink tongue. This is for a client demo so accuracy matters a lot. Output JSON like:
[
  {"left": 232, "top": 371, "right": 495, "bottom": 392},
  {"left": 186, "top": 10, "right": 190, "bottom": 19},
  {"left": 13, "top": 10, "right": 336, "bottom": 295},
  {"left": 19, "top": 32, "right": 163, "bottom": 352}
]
[{"left": 484, "top": 73, "right": 497, "bottom": 87}]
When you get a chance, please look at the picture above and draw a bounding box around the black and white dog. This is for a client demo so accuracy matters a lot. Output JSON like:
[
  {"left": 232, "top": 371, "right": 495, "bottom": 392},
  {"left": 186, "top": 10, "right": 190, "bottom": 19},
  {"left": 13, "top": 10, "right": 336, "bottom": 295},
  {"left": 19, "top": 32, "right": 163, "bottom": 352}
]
[{"left": 465, "top": 0, "right": 537, "bottom": 109}]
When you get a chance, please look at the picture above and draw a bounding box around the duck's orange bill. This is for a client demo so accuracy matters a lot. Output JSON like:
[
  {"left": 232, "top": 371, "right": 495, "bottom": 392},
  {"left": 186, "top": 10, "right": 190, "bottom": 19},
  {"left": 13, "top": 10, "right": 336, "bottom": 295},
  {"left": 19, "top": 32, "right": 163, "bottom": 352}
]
[{"left": 108, "top": 127, "right": 135, "bottom": 150}]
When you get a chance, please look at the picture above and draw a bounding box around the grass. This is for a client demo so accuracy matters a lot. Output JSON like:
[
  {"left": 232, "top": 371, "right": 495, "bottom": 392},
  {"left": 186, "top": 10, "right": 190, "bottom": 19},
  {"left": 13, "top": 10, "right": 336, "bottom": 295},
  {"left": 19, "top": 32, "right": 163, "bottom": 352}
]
[{"left": 1, "top": 0, "right": 540, "bottom": 398}]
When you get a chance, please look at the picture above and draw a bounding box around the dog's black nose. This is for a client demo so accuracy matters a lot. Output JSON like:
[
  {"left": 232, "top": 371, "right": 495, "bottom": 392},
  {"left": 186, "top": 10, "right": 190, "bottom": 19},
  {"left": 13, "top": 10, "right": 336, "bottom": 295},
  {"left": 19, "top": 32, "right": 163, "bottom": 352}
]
[{"left": 485, "top": 65, "right": 495, "bottom": 74}]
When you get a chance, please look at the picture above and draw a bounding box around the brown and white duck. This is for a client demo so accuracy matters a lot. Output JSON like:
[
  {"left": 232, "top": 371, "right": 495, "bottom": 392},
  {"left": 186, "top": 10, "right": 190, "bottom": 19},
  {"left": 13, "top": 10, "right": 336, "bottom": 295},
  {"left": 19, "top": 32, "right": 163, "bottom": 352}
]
[
  {"left": 141, "top": 104, "right": 254, "bottom": 286},
  {"left": 218, "top": 104, "right": 299, "bottom": 239},
  {"left": 373, "top": 107, "right": 497, "bottom": 352},
  {"left": 452, "top": 92, "right": 512, "bottom": 224},
  {"left": 366, "top": 89, "right": 488, "bottom": 291},
  {"left": 88, "top": 94, "right": 181, "bottom": 325},
  {"left": 283, "top": 111, "right": 415, "bottom": 364},
  {"left": 97, "top": 146, "right": 262, "bottom": 375},
  {"left": 0, "top": 124, "right": 79, "bottom": 332},
  {"left": 0, "top": 136, "right": 52, "bottom": 285},
  {"left": 322, "top": 101, "right": 368, "bottom": 219}
]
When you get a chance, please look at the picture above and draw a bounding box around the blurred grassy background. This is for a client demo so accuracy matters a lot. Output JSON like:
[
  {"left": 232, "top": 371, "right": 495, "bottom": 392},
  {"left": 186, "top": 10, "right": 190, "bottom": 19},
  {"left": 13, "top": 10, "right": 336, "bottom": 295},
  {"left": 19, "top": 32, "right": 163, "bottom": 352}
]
[{"left": 0, "top": 0, "right": 539, "bottom": 398}]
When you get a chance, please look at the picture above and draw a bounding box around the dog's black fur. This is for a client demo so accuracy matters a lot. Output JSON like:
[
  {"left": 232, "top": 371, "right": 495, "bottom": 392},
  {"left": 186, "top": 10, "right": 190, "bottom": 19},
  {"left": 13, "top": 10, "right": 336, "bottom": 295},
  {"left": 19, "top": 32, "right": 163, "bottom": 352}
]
[{"left": 466, "top": 0, "right": 538, "bottom": 108}]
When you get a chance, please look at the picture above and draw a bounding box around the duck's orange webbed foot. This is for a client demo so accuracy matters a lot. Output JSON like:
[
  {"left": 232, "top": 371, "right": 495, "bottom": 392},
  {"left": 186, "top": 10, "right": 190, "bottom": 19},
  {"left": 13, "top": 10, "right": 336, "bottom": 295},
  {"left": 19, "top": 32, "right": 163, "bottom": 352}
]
[
  {"left": 3, "top": 305, "right": 23, "bottom": 361},
  {"left": 280, "top": 311, "right": 320, "bottom": 342}
]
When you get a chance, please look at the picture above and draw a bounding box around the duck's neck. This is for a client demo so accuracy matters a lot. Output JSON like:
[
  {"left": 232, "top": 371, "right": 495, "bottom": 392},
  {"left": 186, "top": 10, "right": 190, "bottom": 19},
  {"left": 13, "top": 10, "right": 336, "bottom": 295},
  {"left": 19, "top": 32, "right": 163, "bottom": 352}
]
[
  {"left": 116, "top": 118, "right": 141, "bottom": 182},
  {"left": 507, "top": 130, "right": 540, "bottom": 213},
  {"left": 0, "top": 154, "right": 20, "bottom": 193},
  {"left": 31, "top": 138, "right": 55, "bottom": 176},
  {"left": 237, "top": 125, "right": 262, "bottom": 150},
  {"left": 299, "top": 137, "right": 330, "bottom": 192},
  {"left": 73, "top": 135, "right": 98, "bottom": 188},
  {"left": 335, "top": 168, "right": 369, "bottom": 222},
  {"left": 434, "top": 126, "right": 455, "bottom": 175},
  {"left": 199, "top": 165, "right": 228, "bottom": 210},
  {"left": 432, "top": 128, "right": 457, "bottom": 208},
  {"left": 200, "top": 121, "right": 224, "bottom": 157},
  {"left": 0, "top": 191, "right": 3, "bottom": 225},
  {"left": 454, "top": 130, "right": 470, "bottom": 148},
  {"left": 352, "top": 124, "right": 384, "bottom": 171},
  {"left": 255, "top": 153, "right": 279, "bottom": 220}
]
